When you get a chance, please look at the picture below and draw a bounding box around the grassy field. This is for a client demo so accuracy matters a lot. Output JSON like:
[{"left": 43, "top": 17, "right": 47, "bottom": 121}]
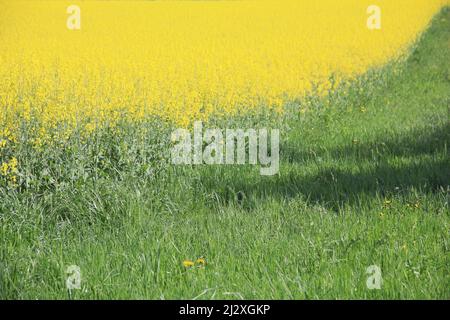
[{"left": 1, "top": 7, "right": 449, "bottom": 300}]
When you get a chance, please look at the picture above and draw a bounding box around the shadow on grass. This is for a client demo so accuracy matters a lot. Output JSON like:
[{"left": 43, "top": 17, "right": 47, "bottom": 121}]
[
  {"left": 282, "top": 123, "right": 449, "bottom": 164},
  {"left": 196, "top": 8, "right": 450, "bottom": 211},
  {"left": 198, "top": 123, "right": 450, "bottom": 211}
]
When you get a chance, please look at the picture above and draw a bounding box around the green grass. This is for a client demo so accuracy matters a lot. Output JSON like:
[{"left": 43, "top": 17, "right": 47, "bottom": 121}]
[{"left": 1, "top": 8, "right": 449, "bottom": 300}]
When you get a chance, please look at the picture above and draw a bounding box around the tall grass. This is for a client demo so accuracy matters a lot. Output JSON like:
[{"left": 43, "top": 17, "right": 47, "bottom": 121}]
[{"left": 0, "top": 7, "right": 449, "bottom": 300}]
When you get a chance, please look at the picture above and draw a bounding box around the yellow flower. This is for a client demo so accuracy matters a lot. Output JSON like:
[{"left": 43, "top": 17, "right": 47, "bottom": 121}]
[
  {"left": 1, "top": 162, "right": 8, "bottom": 176},
  {"left": 196, "top": 258, "right": 206, "bottom": 267},
  {"left": 9, "top": 157, "right": 18, "bottom": 172},
  {"left": 182, "top": 260, "right": 194, "bottom": 268},
  {"left": 0, "top": 0, "right": 445, "bottom": 137}
]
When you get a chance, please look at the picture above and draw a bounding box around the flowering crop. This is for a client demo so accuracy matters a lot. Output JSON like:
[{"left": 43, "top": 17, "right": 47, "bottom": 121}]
[{"left": 0, "top": 0, "right": 448, "bottom": 144}]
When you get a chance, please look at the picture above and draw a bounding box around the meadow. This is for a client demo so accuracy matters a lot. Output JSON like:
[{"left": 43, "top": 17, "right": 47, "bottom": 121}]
[{"left": 0, "top": 1, "right": 449, "bottom": 299}]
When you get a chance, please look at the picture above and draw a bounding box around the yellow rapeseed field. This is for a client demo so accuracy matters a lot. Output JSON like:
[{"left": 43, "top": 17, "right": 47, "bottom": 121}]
[{"left": 0, "top": 0, "right": 448, "bottom": 147}]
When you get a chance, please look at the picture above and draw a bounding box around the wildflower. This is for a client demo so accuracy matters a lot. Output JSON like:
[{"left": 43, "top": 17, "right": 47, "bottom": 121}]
[
  {"left": 196, "top": 258, "right": 206, "bottom": 267},
  {"left": 1, "top": 162, "right": 8, "bottom": 176},
  {"left": 182, "top": 260, "right": 195, "bottom": 268},
  {"left": 9, "top": 157, "right": 18, "bottom": 172}
]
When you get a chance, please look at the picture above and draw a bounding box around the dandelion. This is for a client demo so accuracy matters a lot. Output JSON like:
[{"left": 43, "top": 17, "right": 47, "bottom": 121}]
[
  {"left": 182, "top": 260, "right": 195, "bottom": 268},
  {"left": 195, "top": 258, "right": 206, "bottom": 267}
]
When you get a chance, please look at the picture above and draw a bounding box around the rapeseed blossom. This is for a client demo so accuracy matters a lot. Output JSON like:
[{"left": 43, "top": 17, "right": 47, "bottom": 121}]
[{"left": 0, "top": 0, "right": 447, "bottom": 145}]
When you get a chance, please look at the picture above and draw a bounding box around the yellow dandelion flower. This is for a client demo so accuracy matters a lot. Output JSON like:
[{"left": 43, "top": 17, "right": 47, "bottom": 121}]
[
  {"left": 195, "top": 258, "right": 206, "bottom": 267},
  {"left": 182, "top": 260, "right": 194, "bottom": 268}
]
